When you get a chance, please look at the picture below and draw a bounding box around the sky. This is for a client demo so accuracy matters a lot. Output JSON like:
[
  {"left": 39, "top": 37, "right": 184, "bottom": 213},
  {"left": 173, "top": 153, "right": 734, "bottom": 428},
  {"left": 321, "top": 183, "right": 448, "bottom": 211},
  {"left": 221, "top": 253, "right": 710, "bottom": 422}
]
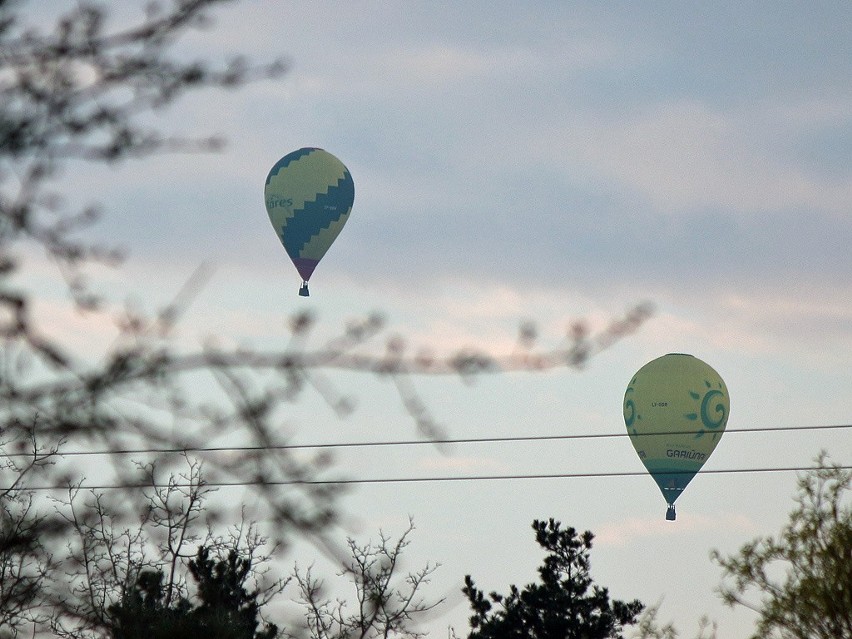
[{"left": 19, "top": 1, "right": 852, "bottom": 637}]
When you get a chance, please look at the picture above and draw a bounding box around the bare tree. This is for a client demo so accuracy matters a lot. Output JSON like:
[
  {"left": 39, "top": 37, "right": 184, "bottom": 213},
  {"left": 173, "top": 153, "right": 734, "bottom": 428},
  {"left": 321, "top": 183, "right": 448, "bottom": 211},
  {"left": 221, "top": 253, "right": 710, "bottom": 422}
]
[
  {"left": 288, "top": 519, "right": 442, "bottom": 639},
  {"left": 629, "top": 604, "right": 717, "bottom": 639},
  {"left": 0, "top": 424, "right": 62, "bottom": 634},
  {"left": 46, "top": 457, "right": 287, "bottom": 638},
  {"left": 0, "top": 490, "right": 52, "bottom": 633}
]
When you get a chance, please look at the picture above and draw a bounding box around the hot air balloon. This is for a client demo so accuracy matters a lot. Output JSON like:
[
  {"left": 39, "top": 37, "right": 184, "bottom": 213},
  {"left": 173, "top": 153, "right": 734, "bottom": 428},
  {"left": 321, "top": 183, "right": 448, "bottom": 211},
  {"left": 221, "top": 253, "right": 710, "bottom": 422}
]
[
  {"left": 264, "top": 148, "right": 355, "bottom": 296},
  {"left": 623, "top": 353, "right": 729, "bottom": 520}
]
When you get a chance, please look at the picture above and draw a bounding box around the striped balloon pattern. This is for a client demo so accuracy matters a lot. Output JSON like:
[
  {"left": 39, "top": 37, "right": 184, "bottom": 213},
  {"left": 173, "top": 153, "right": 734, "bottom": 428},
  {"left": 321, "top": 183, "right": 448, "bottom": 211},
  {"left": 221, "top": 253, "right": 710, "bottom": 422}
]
[{"left": 264, "top": 148, "right": 354, "bottom": 294}]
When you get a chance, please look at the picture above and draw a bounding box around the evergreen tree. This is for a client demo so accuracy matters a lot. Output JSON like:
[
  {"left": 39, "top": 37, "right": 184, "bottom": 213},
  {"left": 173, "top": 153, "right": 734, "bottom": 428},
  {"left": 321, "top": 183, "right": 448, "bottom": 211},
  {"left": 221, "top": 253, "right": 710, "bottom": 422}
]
[
  {"left": 107, "top": 546, "right": 278, "bottom": 639},
  {"left": 189, "top": 546, "right": 278, "bottom": 639},
  {"left": 463, "top": 519, "right": 643, "bottom": 639}
]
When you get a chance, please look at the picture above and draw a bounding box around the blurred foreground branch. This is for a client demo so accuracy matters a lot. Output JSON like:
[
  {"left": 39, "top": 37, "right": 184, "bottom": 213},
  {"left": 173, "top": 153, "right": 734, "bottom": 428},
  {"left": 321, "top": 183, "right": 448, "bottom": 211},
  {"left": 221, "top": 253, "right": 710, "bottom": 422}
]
[{"left": 0, "top": 2, "right": 653, "bottom": 636}]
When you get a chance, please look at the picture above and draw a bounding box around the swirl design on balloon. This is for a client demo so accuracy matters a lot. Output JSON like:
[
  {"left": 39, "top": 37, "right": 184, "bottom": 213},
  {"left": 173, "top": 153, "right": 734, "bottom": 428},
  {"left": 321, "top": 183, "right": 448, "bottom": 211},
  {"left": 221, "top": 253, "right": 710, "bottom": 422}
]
[
  {"left": 686, "top": 383, "right": 728, "bottom": 439},
  {"left": 700, "top": 389, "right": 727, "bottom": 430},
  {"left": 623, "top": 385, "right": 636, "bottom": 429}
]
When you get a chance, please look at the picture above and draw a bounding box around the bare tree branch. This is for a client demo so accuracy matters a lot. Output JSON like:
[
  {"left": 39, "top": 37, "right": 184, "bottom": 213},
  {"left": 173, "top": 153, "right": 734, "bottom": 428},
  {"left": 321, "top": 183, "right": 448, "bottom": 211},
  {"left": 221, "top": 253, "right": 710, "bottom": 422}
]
[{"left": 289, "top": 518, "right": 442, "bottom": 639}]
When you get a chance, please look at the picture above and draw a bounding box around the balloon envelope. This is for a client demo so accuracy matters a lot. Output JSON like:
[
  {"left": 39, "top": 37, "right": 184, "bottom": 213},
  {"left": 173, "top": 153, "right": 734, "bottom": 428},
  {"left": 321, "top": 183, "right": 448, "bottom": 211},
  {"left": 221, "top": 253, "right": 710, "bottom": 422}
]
[
  {"left": 264, "top": 148, "right": 355, "bottom": 294},
  {"left": 623, "top": 353, "right": 729, "bottom": 518}
]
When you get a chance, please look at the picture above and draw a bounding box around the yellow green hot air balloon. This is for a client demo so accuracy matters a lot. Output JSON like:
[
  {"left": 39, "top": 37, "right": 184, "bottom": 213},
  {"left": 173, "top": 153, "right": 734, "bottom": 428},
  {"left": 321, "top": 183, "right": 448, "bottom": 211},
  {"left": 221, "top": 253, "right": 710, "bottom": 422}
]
[
  {"left": 264, "top": 148, "right": 355, "bottom": 296},
  {"left": 623, "top": 353, "right": 729, "bottom": 520}
]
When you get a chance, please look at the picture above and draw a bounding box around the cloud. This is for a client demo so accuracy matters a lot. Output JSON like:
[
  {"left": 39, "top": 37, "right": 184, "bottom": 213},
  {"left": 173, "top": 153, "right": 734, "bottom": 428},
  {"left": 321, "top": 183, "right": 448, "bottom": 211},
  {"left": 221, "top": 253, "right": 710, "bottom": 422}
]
[
  {"left": 416, "top": 454, "right": 506, "bottom": 473},
  {"left": 612, "top": 279, "right": 852, "bottom": 371},
  {"left": 553, "top": 98, "right": 852, "bottom": 216},
  {"left": 372, "top": 45, "right": 516, "bottom": 86}
]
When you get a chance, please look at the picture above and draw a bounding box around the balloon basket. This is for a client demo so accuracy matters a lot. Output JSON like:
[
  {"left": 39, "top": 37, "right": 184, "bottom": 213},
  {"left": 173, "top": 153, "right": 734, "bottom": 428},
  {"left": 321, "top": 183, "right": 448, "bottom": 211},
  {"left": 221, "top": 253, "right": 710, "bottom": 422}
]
[
  {"left": 298, "top": 282, "right": 310, "bottom": 297},
  {"left": 666, "top": 505, "right": 676, "bottom": 521}
]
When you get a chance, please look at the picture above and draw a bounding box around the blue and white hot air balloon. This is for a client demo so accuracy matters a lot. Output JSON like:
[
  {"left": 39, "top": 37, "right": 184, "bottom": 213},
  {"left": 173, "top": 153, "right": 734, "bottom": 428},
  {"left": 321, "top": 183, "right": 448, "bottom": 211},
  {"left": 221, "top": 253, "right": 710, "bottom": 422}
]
[{"left": 264, "top": 148, "right": 355, "bottom": 296}]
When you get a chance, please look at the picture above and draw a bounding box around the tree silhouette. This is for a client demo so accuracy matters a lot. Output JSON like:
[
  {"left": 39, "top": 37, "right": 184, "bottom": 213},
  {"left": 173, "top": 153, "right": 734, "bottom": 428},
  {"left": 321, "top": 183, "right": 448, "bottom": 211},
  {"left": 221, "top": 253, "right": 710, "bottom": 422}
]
[
  {"left": 288, "top": 518, "right": 442, "bottom": 639},
  {"left": 107, "top": 547, "right": 278, "bottom": 639},
  {"left": 107, "top": 569, "right": 193, "bottom": 639},
  {"left": 36, "top": 457, "right": 286, "bottom": 638},
  {"left": 462, "top": 519, "right": 644, "bottom": 639},
  {"left": 188, "top": 546, "right": 278, "bottom": 639}
]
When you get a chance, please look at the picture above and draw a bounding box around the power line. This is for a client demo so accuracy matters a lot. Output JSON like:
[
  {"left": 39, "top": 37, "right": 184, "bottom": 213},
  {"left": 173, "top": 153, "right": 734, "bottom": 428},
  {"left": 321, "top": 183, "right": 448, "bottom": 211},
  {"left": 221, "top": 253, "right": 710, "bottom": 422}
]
[
  {"left": 7, "top": 464, "right": 851, "bottom": 492},
  {"left": 12, "top": 423, "right": 851, "bottom": 458}
]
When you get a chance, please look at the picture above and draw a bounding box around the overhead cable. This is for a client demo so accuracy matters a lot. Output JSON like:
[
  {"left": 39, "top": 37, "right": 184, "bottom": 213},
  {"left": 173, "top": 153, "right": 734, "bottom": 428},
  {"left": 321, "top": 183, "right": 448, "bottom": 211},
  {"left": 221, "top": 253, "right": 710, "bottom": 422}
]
[
  {"left": 18, "top": 423, "right": 851, "bottom": 458},
  {"left": 7, "top": 463, "right": 851, "bottom": 492}
]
